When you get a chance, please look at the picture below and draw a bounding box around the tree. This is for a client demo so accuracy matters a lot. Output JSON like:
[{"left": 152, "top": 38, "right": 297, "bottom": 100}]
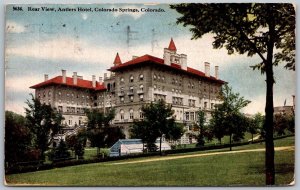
[
  {"left": 165, "top": 122, "right": 185, "bottom": 143},
  {"left": 170, "top": 3, "right": 295, "bottom": 184},
  {"left": 85, "top": 108, "right": 118, "bottom": 155},
  {"left": 65, "top": 128, "right": 86, "bottom": 159},
  {"left": 53, "top": 140, "right": 71, "bottom": 160},
  {"left": 273, "top": 113, "right": 294, "bottom": 136},
  {"left": 194, "top": 108, "right": 212, "bottom": 147},
  {"left": 130, "top": 120, "right": 158, "bottom": 152},
  {"left": 209, "top": 84, "right": 250, "bottom": 150},
  {"left": 130, "top": 100, "right": 183, "bottom": 155},
  {"left": 25, "top": 94, "right": 64, "bottom": 159},
  {"left": 5, "top": 111, "right": 32, "bottom": 166}
]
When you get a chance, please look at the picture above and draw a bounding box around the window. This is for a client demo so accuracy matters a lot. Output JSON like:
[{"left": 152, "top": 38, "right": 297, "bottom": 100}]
[
  {"left": 139, "top": 109, "right": 144, "bottom": 119},
  {"left": 186, "top": 112, "right": 190, "bottom": 121},
  {"left": 48, "top": 91, "right": 51, "bottom": 96},
  {"left": 129, "top": 86, "right": 134, "bottom": 93},
  {"left": 158, "top": 75, "right": 161, "bottom": 80},
  {"left": 172, "top": 78, "right": 175, "bottom": 84},
  {"left": 153, "top": 84, "right": 157, "bottom": 90},
  {"left": 139, "top": 94, "right": 144, "bottom": 101},
  {"left": 129, "top": 109, "right": 134, "bottom": 119},
  {"left": 153, "top": 74, "right": 157, "bottom": 80},
  {"left": 130, "top": 75, "right": 134, "bottom": 83},
  {"left": 58, "top": 91, "right": 61, "bottom": 96},
  {"left": 204, "top": 102, "right": 208, "bottom": 109},
  {"left": 120, "top": 77, "right": 124, "bottom": 83},
  {"left": 59, "top": 99, "right": 62, "bottom": 103},
  {"left": 130, "top": 96, "right": 134, "bottom": 102},
  {"left": 43, "top": 91, "right": 46, "bottom": 97},
  {"left": 162, "top": 76, "right": 165, "bottom": 82},
  {"left": 211, "top": 103, "right": 214, "bottom": 109},
  {"left": 120, "top": 97, "right": 124, "bottom": 103},
  {"left": 191, "top": 83, "right": 194, "bottom": 89},
  {"left": 58, "top": 106, "right": 63, "bottom": 113},
  {"left": 139, "top": 74, "right": 144, "bottom": 81},
  {"left": 139, "top": 84, "right": 143, "bottom": 91},
  {"left": 190, "top": 112, "right": 195, "bottom": 121},
  {"left": 120, "top": 110, "right": 124, "bottom": 120}
]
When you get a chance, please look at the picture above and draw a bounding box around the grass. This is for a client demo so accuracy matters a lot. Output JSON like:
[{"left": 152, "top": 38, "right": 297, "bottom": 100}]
[{"left": 5, "top": 136, "right": 294, "bottom": 186}]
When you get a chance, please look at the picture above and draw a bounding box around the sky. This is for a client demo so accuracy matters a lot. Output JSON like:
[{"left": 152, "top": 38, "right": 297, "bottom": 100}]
[{"left": 4, "top": 3, "right": 296, "bottom": 115}]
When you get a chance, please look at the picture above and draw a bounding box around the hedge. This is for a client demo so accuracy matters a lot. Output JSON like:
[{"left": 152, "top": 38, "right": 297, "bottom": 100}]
[{"left": 5, "top": 134, "right": 294, "bottom": 175}]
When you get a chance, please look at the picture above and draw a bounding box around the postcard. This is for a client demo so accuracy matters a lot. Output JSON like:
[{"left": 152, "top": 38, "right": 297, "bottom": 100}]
[{"left": 4, "top": 3, "right": 295, "bottom": 186}]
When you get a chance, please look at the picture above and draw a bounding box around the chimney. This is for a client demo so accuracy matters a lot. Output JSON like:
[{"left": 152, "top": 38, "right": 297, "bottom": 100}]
[
  {"left": 73, "top": 72, "right": 78, "bottom": 85},
  {"left": 92, "top": 75, "right": 96, "bottom": 88},
  {"left": 215, "top": 66, "right": 219, "bottom": 80},
  {"left": 292, "top": 95, "right": 295, "bottom": 110},
  {"left": 61, "top": 70, "right": 66, "bottom": 83},
  {"left": 180, "top": 54, "right": 187, "bottom": 70},
  {"left": 99, "top": 77, "right": 103, "bottom": 83},
  {"left": 204, "top": 62, "right": 210, "bottom": 77},
  {"left": 44, "top": 74, "right": 49, "bottom": 81},
  {"left": 132, "top": 55, "right": 138, "bottom": 60},
  {"left": 104, "top": 73, "right": 107, "bottom": 80},
  {"left": 163, "top": 48, "right": 171, "bottom": 66}
]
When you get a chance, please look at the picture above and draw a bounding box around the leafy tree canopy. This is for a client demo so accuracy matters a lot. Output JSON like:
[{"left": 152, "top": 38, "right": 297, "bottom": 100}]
[{"left": 170, "top": 3, "right": 295, "bottom": 71}]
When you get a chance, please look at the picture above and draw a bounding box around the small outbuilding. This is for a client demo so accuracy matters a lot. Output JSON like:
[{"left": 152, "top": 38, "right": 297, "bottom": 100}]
[{"left": 109, "top": 139, "right": 171, "bottom": 157}]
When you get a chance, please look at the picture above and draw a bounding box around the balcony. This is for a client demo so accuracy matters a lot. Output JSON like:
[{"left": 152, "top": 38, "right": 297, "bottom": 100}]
[
  {"left": 127, "top": 91, "right": 134, "bottom": 96},
  {"left": 118, "top": 91, "right": 125, "bottom": 97},
  {"left": 137, "top": 89, "right": 144, "bottom": 94}
]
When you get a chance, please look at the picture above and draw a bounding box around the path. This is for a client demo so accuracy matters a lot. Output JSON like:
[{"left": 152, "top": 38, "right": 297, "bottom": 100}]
[{"left": 106, "top": 146, "right": 294, "bottom": 166}]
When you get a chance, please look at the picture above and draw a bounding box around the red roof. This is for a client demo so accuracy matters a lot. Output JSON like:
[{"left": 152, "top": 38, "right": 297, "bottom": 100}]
[
  {"left": 109, "top": 55, "right": 225, "bottom": 84},
  {"left": 168, "top": 38, "right": 177, "bottom": 51},
  {"left": 113, "top": 53, "right": 122, "bottom": 65},
  {"left": 30, "top": 76, "right": 106, "bottom": 91}
]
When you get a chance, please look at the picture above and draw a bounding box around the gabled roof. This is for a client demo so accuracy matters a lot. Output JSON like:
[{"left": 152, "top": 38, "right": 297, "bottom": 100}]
[
  {"left": 109, "top": 54, "right": 225, "bottom": 84},
  {"left": 30, "top": 76, "right": 106, "bottom": 91}
]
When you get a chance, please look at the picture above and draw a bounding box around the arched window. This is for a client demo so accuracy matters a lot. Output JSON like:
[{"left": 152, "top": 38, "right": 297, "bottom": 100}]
[
  {"left": 139, "top": 74, "right": 144, "bottom": 81},
  {"left": 130, "top": 75, "right": 134, "bottom": 83},
  {"left": 153, "top": 74, "right": 157, "bottom": 80},
  {"left": 139, "top": 109, "right": 144, "bottom": 119},
  {"left": 129, "top": 109, "right": 134, "bottom": 119},
  {"left": 120, "top": 110, "right": 124, "bottom": 120},
  {"left": 139, "top": 84, "right": 143, "bottom": 90}
]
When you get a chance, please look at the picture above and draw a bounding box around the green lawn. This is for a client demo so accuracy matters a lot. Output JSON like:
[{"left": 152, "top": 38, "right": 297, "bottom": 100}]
[{"left": 5, "top": 136, "right": 294, "bottom": 186}]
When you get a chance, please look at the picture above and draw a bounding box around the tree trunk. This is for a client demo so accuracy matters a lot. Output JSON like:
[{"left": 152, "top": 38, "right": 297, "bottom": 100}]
[
  {"left": 159, "top": 136, "right": 162, "bottom": 156},
  {"left": 265, "top": 61, "right": 275, "bottom": 185},
  {"left": 265, "top": 12, "right": 275, "bottom": 185},
  {"left": 229, "top": 134, "right": 232, "bottom": 151}
]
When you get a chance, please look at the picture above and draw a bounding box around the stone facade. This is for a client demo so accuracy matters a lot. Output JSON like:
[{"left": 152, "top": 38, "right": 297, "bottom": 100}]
[{"left": 31, "top": 39, "right": 225, "bottom": 144}]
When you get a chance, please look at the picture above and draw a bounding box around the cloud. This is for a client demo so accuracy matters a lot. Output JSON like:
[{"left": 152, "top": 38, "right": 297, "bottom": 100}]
[
  {"left": 112, "top": 5, "right": 145, "bottom": 20},
  {"left": 6, "top": 36, "right": 121, "bottom": 65},
  {"left": 6, "top": 21, "right": 25, "bottom": 33},
  {"left": 5, "top": 75, "right": 41, "bottom": 93}
]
